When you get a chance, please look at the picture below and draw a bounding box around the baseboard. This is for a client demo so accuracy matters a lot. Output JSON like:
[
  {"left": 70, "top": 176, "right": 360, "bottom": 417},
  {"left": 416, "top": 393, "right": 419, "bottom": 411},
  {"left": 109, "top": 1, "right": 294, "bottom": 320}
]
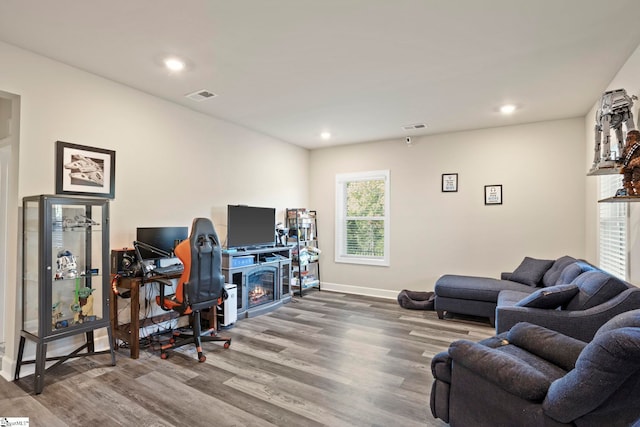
[
  {"left": 1, "top": 355, "right": 16, "bottom": 381},
  {"left": 320, "top": 282, "right": 398, "bottom": 300}
]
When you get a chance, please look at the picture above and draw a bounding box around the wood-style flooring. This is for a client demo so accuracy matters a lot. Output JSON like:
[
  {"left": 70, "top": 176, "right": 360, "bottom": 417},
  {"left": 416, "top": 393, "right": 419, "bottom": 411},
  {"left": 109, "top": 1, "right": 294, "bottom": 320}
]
[{"left": 1, "top": 290, "right": 494, "bottom": 426}]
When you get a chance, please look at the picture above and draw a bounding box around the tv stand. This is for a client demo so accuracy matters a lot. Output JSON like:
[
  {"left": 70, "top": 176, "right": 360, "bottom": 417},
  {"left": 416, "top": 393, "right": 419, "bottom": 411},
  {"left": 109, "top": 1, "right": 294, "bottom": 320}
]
[{"left": 222, "top": 246, "right": 292, "bottom": 318}]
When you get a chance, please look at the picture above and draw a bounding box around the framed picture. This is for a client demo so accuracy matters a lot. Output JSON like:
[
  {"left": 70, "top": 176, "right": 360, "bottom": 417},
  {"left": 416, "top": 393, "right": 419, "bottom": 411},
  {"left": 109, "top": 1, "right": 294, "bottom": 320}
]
[
  {"left": 55, "top": 141, "right": 116, "bottom": 199},
  {"left": 484, "top": 185, "right": 502, "bottom": 205},
  {"left": 442, "top": 173, "right": 458, "bottom": 192}
]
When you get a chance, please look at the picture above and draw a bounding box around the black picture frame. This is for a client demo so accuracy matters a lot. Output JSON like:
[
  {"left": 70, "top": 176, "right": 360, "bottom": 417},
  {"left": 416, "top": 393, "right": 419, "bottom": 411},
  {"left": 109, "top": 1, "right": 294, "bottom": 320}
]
[
  {"left": 484, "top": 185, "right": 502, "bottom": 205},
  {"left": 55, "top": 141, "right": 116, "bottom": 199},
  {"left": 442, "top": 173, "right": 458, "bottom": 192}
]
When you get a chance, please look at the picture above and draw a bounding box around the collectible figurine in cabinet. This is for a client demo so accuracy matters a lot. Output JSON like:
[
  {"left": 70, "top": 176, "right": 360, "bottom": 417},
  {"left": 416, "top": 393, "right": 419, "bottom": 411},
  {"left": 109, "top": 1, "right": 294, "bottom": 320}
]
[{"left": 70, "top": 286, "right": 95, "bottom": 324}]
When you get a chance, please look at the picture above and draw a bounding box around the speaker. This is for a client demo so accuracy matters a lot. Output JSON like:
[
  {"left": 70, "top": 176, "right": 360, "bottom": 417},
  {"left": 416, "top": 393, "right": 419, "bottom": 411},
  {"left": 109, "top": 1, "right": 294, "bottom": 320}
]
[{"left": 110, "top": 248, "right": 136, "bottom": 275}]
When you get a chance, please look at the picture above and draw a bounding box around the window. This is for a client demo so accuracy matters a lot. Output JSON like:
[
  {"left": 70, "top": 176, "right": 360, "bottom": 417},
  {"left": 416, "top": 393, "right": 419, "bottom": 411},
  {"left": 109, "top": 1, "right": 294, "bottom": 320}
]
[
  {"left": 335, "top": 170, "right": 390, "bottom": 266},
  {"left": 598, "top": 175, "right": 627, "bottom": 279}
]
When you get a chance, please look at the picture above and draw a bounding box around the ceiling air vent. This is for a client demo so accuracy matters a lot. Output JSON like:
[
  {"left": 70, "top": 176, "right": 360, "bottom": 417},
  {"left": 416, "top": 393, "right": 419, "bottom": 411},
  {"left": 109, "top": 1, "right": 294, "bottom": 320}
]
[
  {"left": 402, "top": 123, "right": 428, "bottom": 131},
  {"left": 185, "top": 89, "right": 217, "bottom": 102}
]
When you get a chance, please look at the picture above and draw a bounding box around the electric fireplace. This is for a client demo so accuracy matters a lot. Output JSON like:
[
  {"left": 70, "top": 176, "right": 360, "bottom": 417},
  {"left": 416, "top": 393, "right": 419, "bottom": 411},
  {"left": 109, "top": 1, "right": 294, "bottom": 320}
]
[{"left": 247, "top": 267, "right": 276, "bottom": 308}]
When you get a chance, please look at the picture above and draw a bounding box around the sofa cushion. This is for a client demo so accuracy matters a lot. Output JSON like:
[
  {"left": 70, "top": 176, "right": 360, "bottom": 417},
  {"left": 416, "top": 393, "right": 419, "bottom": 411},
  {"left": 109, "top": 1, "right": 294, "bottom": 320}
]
[
  {"left": 564, "top": 271, "right": 629, "bottom": 311},
  {"left": 594, "top": 309, "right": 640, "bottom": 340},
  {"left": 497, "top": 290, "right": 531, "bottom": 308},
  {"left": 435, "top": 275, "right": 535, "bottom": 303},
  {"left": 543, "top": 327, "right": 640, "bottom": 423},
  {"left": 542, "top": 255, "right": 577, "bottom": 287},
  {"left": 510, "top": 257, "right": 555, "bottom": 287},
  {"left": 507, "top": 322, "right": 586, "bottom": 371},
  {"left": 554, "top": 260, "right": 597, "bottom": 286},
  {"left": 515, "top": 284, "right": 580, "bottom": 309},
  {"left": 449, "top": 339, "right": 552, "bottom": 401}
]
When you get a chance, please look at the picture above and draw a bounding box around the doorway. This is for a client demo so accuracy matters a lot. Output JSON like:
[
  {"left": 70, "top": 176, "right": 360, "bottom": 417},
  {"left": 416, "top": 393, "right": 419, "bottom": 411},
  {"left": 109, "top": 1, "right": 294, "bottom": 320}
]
[{"left": 0, "top": 90, "right": 20, "bottom": 377}]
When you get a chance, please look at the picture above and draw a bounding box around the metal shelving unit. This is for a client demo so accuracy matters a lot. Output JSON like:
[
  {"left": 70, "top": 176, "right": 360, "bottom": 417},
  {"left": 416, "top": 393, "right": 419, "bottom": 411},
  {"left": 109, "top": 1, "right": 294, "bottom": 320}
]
[{"left": 286, "top": 209, "right": 320, "bottom": 297}]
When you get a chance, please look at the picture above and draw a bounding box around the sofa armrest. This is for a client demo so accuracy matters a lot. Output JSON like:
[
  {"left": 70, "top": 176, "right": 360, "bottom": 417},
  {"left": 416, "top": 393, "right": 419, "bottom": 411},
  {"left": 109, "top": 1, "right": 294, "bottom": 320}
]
[
  {"left": 448, "top": 340, "right": 552, "bottom": 401},
  {"left": 501, "top": 272, "right": 513, "bottom": 280},
  {"left": 496, "top": 288, "right": 640, "bottom": 342},
  {"left": 506, "top": 323, "right": 586, "bottom": 370},
  {"left": 431, "top": 350, "right": 452, "bottom": 383}
]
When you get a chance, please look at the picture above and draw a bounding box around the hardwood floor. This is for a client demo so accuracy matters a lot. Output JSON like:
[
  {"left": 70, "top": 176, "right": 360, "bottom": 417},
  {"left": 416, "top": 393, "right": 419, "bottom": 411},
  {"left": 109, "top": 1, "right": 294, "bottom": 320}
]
[{"left": 1, "top": 290, "right": 494, "bottom": 426}]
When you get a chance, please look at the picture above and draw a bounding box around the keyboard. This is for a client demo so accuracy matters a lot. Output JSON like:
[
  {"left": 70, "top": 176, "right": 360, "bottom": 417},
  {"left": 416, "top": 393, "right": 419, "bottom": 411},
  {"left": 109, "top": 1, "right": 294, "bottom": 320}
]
[{"left": 153, "top": 263, "right": 184, "bottom": 275}]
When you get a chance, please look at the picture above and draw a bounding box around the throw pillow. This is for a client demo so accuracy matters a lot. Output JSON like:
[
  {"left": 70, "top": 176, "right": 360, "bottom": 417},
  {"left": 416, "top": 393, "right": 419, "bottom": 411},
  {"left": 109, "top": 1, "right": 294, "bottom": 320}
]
[
  {"left": 510, "top": 257, "right": 555, "bottom": 287},
  {"left": 564, "top": 271, "right": 629, "bottom": 311},
  {"left": 554, "top": 260, "right": 597, "bottom": 286},
  {"left": 515, "top": 284, "right": 580, "bottom": 309}
]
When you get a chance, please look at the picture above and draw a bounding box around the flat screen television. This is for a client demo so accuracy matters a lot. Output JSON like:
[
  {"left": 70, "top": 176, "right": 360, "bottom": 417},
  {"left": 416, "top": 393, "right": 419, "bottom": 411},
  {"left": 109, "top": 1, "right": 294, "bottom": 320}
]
[
  {"left": 136, "top": 226, "right": 188, "bottom": 260},
  {"left": 227, "top": 205, "right": 275, "bottom": 249}
]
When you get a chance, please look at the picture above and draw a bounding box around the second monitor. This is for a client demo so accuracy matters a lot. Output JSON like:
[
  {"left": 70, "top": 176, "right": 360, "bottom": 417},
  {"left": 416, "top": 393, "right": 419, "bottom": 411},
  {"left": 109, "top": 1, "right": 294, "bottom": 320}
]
[{"left": 136, "top": 226, "right": 188, "bottom": 260}]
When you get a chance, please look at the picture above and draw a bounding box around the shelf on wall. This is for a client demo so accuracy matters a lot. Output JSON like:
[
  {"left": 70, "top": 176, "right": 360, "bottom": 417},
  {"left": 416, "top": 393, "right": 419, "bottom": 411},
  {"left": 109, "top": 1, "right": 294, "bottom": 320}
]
[
  {"left": 598, "top": 195, "right": 640, "bottom": 203},
  {"left": 587, "top": 166, "right": 622, "bottom": 176}
]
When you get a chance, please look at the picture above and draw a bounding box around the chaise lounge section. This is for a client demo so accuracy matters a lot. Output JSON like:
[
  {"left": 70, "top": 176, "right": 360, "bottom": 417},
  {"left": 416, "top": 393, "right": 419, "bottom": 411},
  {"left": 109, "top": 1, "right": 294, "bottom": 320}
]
[{"left": 434, "top": 255, "right": 578, "bottom": 326}]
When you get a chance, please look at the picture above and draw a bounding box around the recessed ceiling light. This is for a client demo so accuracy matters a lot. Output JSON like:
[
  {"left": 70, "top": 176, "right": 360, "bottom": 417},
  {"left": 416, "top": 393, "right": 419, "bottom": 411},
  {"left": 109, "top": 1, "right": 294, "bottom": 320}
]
[
  {"left": 164, "top": 57, "right": 185, "bottom": 72},
  {"left": 500, "top": 104, "right": 516, "bottom": 114},
  {"left": 320, "top": 131, "right": 332, "bottom": 140}
]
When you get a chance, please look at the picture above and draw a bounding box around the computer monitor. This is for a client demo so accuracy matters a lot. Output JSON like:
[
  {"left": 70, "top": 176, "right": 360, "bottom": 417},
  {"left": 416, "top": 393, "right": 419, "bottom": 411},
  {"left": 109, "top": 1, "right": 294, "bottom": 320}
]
[{"left": 135, "top": 226, "right": 188, "bottom": 260}]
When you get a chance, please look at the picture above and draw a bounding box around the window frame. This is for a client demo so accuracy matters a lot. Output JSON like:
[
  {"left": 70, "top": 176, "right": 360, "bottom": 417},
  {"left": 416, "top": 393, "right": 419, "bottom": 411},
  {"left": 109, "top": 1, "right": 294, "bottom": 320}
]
[{"left": 335, "top": 170, "right": 390, "bottom": 266}]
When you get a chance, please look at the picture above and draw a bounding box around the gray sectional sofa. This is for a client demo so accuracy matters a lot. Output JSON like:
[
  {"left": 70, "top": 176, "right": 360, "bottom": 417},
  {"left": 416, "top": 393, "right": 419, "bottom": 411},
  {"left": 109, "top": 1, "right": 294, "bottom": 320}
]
[{"left": 434, "top": 255, "right": 640, "bottom": 341}]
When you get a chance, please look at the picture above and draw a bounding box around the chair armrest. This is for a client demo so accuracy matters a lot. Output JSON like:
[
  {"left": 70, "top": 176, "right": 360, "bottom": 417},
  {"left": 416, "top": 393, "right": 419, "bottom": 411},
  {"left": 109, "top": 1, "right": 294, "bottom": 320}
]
[
  {"left": 506, "top": 322, "right": 586, "bottom": 370},
  {"left": 153, "top": 278, "right": 175, "bottom": 311},
  {"left": 448, "top": 339, "right": 552, "bottom": 401},
  {"left": 496, "top": 288, "right": 640, "bottom": 342}
]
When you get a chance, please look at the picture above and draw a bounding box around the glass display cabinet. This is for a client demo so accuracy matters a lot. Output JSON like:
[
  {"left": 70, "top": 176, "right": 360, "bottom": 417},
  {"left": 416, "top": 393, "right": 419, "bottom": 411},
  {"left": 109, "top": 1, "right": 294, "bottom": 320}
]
[{"left": 16, "top": 195, "right": 115, "bottom": 394}]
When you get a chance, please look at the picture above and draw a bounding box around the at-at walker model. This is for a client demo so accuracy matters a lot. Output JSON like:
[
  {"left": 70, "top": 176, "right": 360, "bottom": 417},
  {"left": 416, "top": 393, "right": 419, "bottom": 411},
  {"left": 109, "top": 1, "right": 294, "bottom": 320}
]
[{"left": 590, "top": 88, "right": 638, "bottom": 175}]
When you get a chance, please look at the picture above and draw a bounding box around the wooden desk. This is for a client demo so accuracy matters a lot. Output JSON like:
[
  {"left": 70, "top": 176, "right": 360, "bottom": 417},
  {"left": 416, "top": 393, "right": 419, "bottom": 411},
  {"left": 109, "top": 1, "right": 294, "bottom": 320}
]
[{"left": 110, "top": 273, "right": 216, "bottom": 359}]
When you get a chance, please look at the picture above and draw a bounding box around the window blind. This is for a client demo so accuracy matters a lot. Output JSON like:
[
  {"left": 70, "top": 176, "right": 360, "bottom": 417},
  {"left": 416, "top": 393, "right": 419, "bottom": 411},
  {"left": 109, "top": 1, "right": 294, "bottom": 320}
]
[{"left": 598, "top": 175, "right": 627, "bottom": 279}]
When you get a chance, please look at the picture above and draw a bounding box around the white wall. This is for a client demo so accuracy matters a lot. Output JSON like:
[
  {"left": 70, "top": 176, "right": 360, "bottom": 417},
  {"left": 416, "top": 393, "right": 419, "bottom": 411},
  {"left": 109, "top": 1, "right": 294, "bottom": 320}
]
[
  {"left": 0, "top": 41, "right": 309, "bottom": 379},
  {"left": 584, "top": 43, "right": 640, "bottom": 283},
  {"left": 310, "top": 118, "right": 587, "bottom": 297}
]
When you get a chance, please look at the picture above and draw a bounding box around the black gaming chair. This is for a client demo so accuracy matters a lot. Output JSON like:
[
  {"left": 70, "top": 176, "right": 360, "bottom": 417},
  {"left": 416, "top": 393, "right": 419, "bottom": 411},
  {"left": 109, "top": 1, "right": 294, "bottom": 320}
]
[{"left": 156, "top": 217, "right": 231, "bottom": 361}]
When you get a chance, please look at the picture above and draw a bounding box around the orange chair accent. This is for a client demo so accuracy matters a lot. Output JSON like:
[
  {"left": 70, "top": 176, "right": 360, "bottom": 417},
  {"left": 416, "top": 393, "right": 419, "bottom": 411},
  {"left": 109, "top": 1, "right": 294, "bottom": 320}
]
[{"left": 155, "top": 217, "right": 231, "bottom": 362}]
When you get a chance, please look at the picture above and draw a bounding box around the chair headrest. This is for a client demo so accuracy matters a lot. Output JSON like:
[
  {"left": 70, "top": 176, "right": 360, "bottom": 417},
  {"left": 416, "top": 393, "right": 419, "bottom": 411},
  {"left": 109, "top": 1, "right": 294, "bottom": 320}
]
[
  {"left": 595, "top": 309, "right": 640, "bottom": 339},
  {"left": 191, "top": 217, "right": 215, "bottom": 238}
]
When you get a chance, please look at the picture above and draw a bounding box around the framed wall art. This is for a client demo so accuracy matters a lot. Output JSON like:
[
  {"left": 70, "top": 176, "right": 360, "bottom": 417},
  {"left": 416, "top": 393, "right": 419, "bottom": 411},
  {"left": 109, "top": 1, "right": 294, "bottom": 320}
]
[
  {"left": 55, "top": 141, "right": 116, "bottom": 199},
  {"left": 442, "top": 173, "right": 458, "bottom": 192},
  {"left": 484, "top": 184, "right": 502, "bottom": 205}
]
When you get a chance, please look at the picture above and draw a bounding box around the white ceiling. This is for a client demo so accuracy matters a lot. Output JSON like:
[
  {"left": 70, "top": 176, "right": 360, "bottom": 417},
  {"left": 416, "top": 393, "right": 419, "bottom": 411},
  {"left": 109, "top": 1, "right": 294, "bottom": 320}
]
[{"left": 2, "top": 1, "right": 640, "bottom": 149}]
